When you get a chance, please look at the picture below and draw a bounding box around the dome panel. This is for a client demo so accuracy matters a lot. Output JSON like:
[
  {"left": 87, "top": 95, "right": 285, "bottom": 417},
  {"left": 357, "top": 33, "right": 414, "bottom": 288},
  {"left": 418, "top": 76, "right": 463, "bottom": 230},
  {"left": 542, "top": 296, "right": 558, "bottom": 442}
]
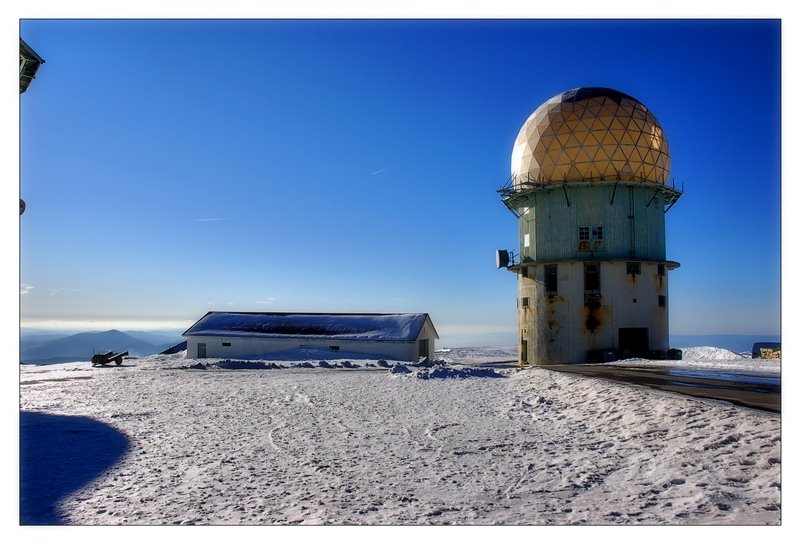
[
  {"left": 565, "top": 134, "right": 581, "bottom": 148},
  {"left": 620, "top": 132, "right": 637, "bottom": 145},
  {"left": 576, "top": 148, "right": 594, "bottom": 163},
  {"left": 609, "top": 128, "right": 626, "bottom": 142},
  {"left": 600, "top": 132, "right": 617, "bottom": 146},
  {"left": 583, "top": 133, "right": 601, "bottom": 147},
  {"left": 608, "top": 117, "right": 628, "bottom": 132},
  {"left": 593, "top": 147, "right": 610, "bottom": 162}
]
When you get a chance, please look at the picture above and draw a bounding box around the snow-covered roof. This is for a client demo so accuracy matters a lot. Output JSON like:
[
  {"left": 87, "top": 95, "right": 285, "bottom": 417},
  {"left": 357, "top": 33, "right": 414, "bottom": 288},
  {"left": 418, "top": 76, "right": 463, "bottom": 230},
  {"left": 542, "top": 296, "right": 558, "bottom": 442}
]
[{"left": 183, "top": 312, "right": 438, "bottom": 342}]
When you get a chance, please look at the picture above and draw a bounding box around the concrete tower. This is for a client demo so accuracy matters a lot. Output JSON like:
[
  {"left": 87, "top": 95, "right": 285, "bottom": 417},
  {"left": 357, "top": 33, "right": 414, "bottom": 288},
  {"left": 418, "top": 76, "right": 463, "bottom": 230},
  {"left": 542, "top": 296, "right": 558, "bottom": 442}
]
[{"left": 498, "top": 88, "right": 682, "bottom": 365}]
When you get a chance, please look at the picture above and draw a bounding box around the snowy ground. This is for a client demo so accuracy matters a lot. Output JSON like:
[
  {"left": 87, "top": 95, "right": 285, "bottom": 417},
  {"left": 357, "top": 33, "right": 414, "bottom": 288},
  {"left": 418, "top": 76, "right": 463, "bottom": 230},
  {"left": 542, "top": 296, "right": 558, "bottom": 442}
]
[
  {"left": 605, "top": 346, "right": 781, "bottom": 375},
  {"left": 19, "top": 347, "right": 781, "bottom": 525}
]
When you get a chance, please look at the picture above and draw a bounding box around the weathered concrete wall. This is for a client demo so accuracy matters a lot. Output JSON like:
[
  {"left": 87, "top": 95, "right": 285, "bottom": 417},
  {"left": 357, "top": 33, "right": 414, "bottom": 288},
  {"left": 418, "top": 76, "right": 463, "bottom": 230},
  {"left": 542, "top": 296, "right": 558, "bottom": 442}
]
[
  {"left": 517, "top": 260, "right": 670, "bottom": 364},
  {"left": 513, "top": 183, "right": 675, "bottom": 364}
]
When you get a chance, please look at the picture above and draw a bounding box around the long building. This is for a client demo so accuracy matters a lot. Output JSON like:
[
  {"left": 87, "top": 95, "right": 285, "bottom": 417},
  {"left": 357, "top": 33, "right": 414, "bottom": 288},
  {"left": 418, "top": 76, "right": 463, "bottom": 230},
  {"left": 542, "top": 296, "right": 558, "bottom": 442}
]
[
  {"left": 498, "top": 87, "right": 682, "bottom": 365},
  {"left": 183, "top": 311, "right": 438, "bottom": 361}
]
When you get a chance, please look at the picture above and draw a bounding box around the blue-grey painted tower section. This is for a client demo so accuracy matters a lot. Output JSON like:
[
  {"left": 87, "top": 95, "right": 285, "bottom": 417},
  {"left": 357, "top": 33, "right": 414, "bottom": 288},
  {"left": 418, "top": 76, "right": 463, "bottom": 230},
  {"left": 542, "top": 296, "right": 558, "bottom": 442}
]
[{"left": 499, "top": 88, "right": 682, "bottom": 365}]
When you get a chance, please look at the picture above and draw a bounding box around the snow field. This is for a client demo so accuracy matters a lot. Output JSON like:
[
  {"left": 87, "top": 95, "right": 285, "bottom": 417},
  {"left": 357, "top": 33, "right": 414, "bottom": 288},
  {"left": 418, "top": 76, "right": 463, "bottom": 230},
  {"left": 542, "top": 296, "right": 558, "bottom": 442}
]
[{"left": 19, "top": 351, "right": 780, "bottom": 525}]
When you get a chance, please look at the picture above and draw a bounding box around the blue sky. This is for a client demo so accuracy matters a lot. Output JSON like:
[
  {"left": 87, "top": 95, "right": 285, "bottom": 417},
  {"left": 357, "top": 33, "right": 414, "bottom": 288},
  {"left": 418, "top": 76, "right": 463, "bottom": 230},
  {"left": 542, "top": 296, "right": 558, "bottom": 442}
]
[{"left": 17, "top": 19, "right": 781, "bottom": 344}]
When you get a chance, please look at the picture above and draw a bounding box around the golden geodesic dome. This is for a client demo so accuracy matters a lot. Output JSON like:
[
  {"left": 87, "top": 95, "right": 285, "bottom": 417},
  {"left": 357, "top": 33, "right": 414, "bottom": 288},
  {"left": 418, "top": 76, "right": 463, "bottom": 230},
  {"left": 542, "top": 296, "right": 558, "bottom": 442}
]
[{"left": 511, "top": 88, "right": 670, "bottom": 185}]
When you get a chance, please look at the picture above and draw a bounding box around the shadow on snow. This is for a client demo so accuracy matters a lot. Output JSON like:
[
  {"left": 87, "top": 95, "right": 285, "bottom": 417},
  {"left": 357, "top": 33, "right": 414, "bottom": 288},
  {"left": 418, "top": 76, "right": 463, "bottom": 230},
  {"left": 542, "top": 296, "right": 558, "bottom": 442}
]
[{"left": 20, "top": 411, "right": 130, "bottom": 525}]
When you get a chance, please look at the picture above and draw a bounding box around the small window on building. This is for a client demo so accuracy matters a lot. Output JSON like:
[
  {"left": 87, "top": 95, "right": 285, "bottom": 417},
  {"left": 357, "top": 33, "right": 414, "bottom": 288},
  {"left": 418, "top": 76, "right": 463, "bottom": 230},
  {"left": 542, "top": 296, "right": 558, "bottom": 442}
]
[
  {"left": 524, "top": 233, "right": 530, "bottom": 248},
  {"left": 593, "top": 226, "right": 604, "bottom": 246},
  {"left": 658, "top": 295, "right": 666, "bottom": 308},
  {"left": 578, "top": 225, "right": 604, "bottom": 251},
  {"left": 584, "top": 262, "right": 600, "bottom": 292},
  {"left": 329, "top": 346, "right": 340, "bottom": 351},
  {"left": 521, "top": 297, "right": 530, "bottom": 308},
  {"left": 627, "top": 262, "right": 641, "bottom": 275},
  {"left": 521, "top": 267, "right": 529, "bottom": 278},
  {"left": 545, "top": 264, "right": 557, "bottom": 296},
  {"left": 658, "top": 264, "right": 666, "bottom": 276},
  {"left": 222, "top": 342, "right": 231, "bottom": 347},
  {"left": 578, "top": 226, "right": 590, "bottom": 249}
]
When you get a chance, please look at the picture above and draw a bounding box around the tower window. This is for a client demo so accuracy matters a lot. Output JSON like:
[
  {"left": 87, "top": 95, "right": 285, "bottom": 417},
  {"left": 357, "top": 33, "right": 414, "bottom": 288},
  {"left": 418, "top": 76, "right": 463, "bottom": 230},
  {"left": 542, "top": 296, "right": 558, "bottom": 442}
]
[
  {"left": 584, "top": 263, "right": 600, "bottom": 292},
  {"left": 545, "top": 265, "right": 557, "bottom": 296},
  {"left": 593, "top": 226, "right": 604, "bottom": 245},
  {"left": 626, "top": 262, "right": 641, "bottom": 275},
  {"left": 658, "top": 264, "right": 666, "bottom": 276},
  {"left": 578, "top": 226, "right": 589, "bottom": 249},
  {"left": 524, "top": 233, "right": 530, "bottom": 248},
  {"left": 578, "top": 225, "right": 604, "bottom": 251},
  {"left": 658, "top": 295, "right": 667, "bottom": 308},
  {"left": 222, "top": 342, "right": 231, "bottom": 347},
  {"left": 521, "top": 267, "right": 529, "bottom": 278},
  {"left": 522, "top": 297, "right": 530, "bottom": 308}
]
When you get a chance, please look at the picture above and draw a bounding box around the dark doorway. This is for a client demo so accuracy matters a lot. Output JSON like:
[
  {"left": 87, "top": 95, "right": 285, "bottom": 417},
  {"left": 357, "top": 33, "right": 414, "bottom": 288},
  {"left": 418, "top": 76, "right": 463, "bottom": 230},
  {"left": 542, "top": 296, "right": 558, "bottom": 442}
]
[
  {"left": 418, "top": 339, "right": 429, "bottom": 359},
  {"left": 197, "top": 343, "right": 207, "bottom": 358},
  {"left": 520, "top": 338, "right": 528, "bottom": 365},
  {"left": 619, "top": 328, "right": 649, "bottom": 357}
]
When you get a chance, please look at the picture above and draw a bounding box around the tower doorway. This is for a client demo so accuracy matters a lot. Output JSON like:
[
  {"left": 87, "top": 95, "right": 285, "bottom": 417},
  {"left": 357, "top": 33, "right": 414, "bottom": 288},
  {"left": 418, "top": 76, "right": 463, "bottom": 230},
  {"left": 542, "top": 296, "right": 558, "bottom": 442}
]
[
  {"left": 618, "top": 328, "right": 649, "bottom": 357},
  {"left": 520, "top": 338, "right": 528, "bottom": 366}
]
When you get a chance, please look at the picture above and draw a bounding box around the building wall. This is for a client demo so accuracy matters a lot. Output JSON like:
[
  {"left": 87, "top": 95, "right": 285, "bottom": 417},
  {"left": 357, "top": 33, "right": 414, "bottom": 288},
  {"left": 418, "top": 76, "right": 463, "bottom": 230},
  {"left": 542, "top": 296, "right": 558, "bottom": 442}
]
[
  {"left": 417, "top": 320, "right": 438, "bottom": 359},
  {"left": 186, "top": 328, "right": 437, "bottom": 362},
  {"left": 517, "top": 260, "right": 670, "bottom": 364},
  {"left": 513, "top": 184, "right": 674, "bottom": 364},
  {"left": 519, "top": 185, "right": 667, "bottom": 262}
]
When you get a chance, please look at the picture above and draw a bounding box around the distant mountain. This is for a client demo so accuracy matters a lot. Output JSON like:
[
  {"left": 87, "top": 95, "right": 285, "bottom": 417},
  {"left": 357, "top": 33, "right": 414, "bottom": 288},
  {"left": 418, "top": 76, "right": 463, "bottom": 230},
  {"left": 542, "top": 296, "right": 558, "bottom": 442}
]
[
  {"left": 17, "top": 333, "right": 68, "bottom": 350},
  {"left": 121, "top": 329, "right": 184, "bottom": 346},
  {"left": 20, "top": 329, "right": 176, "bottom": 364}
]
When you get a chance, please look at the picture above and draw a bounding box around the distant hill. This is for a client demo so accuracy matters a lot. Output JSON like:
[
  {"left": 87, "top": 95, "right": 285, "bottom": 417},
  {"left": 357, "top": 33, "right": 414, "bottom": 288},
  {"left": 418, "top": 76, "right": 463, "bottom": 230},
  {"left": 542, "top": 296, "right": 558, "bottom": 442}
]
[
  {"left": 20, "top": 329, "right": 177, "bottom": 364},
  {"left": 17, "top": 333, "right": 68, "bottom": 350}
]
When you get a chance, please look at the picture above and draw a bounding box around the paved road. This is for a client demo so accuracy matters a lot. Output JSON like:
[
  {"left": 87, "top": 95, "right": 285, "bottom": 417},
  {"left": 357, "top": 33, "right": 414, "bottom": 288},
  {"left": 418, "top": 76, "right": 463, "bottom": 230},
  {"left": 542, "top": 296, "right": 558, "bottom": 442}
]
[{"left": 539, "top": 364, "right": 781, "bottom": 413}]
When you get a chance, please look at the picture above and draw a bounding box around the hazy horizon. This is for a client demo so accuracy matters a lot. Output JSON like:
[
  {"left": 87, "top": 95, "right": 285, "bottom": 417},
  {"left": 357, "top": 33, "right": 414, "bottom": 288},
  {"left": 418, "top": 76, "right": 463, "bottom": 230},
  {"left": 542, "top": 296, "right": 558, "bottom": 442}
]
[{"left": 19, "top": 322, "right": 781, "bottom": 354}]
